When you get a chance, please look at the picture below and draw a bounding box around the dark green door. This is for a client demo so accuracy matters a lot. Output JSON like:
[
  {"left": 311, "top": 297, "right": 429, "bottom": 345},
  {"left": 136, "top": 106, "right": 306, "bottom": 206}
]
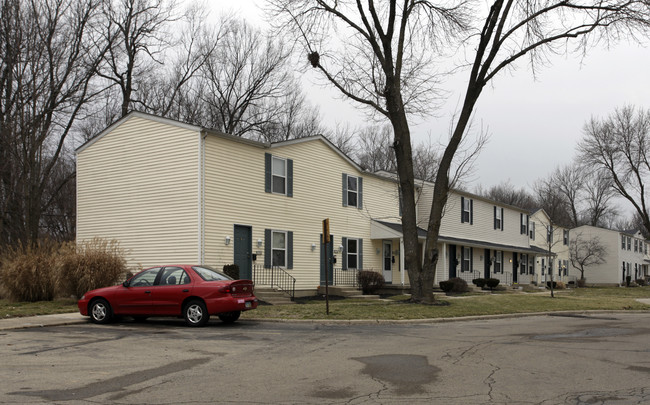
[
  {"left": 449, "top": 245, "right": 457, "bottom": 278},
  {"left": 320, "top": 234, "right": 334, "bottom": 286},
  {"left": 234, "top": 225, "right": 252, "bottom": 280}
]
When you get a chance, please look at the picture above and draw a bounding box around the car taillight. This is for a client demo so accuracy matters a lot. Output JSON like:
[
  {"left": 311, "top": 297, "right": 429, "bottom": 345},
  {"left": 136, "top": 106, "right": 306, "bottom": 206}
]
[{"left": 219, "top": 286, "right": 231, "bottom": 293}]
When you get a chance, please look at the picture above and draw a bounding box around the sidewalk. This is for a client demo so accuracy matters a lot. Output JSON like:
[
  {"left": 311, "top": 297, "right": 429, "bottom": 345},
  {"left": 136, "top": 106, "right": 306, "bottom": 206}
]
[{"left": 0, "top": 312, "right": 86, "bottom": 331}]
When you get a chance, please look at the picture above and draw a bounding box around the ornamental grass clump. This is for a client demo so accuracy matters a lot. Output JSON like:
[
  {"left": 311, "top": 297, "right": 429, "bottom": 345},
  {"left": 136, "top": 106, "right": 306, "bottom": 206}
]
[
  {"left": 57, "top": 238, "right": 127, "bottom": 299},
  {"left": 0, "top": 241, "right": 59, "bottom": 302}
]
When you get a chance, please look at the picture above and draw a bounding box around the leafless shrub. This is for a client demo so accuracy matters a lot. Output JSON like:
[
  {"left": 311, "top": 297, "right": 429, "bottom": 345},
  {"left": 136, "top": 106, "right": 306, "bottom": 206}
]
[{"left": 0, "top": 241, "right": 60, "bottom": 302}]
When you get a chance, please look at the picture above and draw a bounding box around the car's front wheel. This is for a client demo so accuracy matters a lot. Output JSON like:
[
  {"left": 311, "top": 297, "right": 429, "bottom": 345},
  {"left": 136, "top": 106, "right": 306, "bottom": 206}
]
[
  {"left": 218, "top": 311, "right": 241, "bottom": 324},
  {"left": 90, "top": 298, "right": 112, "bottom": 324},
  {"left": 184, "top": 300, "right": 209, "bottom": 327}
]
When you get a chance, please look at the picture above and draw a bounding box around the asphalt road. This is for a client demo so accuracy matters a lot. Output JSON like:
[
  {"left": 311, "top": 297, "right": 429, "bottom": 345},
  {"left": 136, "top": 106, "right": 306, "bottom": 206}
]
[{"left": 2, "top": 313, "right": 650, "bottom": 404}]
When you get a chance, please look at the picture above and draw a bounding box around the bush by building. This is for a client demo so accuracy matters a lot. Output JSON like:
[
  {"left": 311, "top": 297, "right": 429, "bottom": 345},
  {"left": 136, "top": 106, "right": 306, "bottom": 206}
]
[
  {"left": 357, "top": 270, "right": 385, "bottom": 294},
  {"left": 439, "top": 277, "right": 469, "bottom": 294}
]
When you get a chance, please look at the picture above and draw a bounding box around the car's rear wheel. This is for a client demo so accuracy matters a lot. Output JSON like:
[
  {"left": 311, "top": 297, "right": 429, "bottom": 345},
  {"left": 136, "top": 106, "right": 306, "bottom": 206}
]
[
  {"left": 218, "top": 311, "right": 241, "bottom": 324},
  {"left": 90, "top": 299, "right": 112, "bottom": 324},
  {"left": 184, "top": 300, "right": 209, "bottom": 327}
]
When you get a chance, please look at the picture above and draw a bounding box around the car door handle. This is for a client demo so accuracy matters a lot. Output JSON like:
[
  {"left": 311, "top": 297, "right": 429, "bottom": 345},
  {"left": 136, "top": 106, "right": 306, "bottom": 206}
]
[
  {"left": 145, "top": 290, "right": 151, "bottom": 294},
  {"left": 182, "top": 289, "right": 189, "bottom": 292}
]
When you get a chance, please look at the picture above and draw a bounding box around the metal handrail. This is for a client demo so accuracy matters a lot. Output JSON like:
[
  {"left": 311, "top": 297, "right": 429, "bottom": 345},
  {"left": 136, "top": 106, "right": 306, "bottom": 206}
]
[
  {"left": 252, "top": 265, "right": 296, "bottom": 300},
  {"left": 333, "top": 268, "right": 360, "bottom": 287}
]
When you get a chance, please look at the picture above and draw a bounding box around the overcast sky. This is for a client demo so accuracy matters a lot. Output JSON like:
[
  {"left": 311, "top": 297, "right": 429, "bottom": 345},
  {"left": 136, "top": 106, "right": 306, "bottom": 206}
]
[{"left": 216, "top": 0, "right": 649, "bottom": 198}]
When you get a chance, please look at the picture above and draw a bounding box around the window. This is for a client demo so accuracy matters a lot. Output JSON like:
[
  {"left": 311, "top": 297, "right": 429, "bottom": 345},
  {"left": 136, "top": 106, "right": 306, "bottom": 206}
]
[
  {"left": 520, "top": 214, "right": 528, "bottom": 235},
  {"left": 342, "top": 174, "right": 363, "bottom": 208},
  {"left": 264, "top": 229, "right": 293, "bottom": 269},
  {"left": 529, "top": 257, "right": 535, "bottom": 275},
  {"left": 520, "top": 254, "right": 528, "bottom": 275},
  {"left": 461, "top": 247, "right": 472, "bottom": 272},
  {"left": 272, "top": 231, "right": 287, "bottom": 267},
  {"left": 461, "top": 196, "right": 473, "bottom": 224},
  {"left": 547, "top": 227, "right": 552, "bottom": 243},
  {"left": 264, "top": 153, "right": 293, "bottom": 197},
  {"left": 494, "top": 251, "right": 502, "bottom": 273},
  {"left": 627, "top": 237, "right": 631, "bottom": 251},
  {"left": 129, "top": 267, "right": 161, "bottom": 287},
  {"left": 563, "top": 230, "right": 569, "bottom": 245},
  {"left": 622, "top": 235, "right": 626, "bottom": 249},
  {"left": 529, "top": 222, "right": 535, "bottom": 240},
  {"left": 494, "top": 206, "right": 504, "bottom": 230},
  {"left": 342, "top": 237, "right": 363, "bottom": 270},
  {"left": 160, "top": 267, "right": 190, "bottom": 285},
  {"left": 634, "top": 239, "right": 638, "bottom": 252},
  {"left": 192, "top": 266, "right": 232, "bottom": 281}
]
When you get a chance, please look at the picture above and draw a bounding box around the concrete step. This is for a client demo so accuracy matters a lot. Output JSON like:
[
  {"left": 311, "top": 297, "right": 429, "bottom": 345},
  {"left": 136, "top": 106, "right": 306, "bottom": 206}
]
[{"left": 254, "top": 288, "right": 295, "bottom": 305}]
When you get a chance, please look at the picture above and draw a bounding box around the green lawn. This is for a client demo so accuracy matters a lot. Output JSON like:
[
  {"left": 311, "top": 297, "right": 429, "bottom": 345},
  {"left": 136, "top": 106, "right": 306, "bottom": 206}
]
[{"left": 1, "top": 287, "right": 649, "bottom": 320}]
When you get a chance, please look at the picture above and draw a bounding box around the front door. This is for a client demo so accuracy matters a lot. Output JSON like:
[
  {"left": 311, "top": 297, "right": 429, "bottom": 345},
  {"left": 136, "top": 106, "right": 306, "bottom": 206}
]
[
  {"left": 320, "top": 234, "right": 334, "bottom": 286},
  {"left": 449, "top": 245, "right": 457, "bottom": 278},
  {"left": 512, "top": 253, "right": 518, "bottom": 283},
  {"left": 484, "top": 248, "right": 491, "bottom": 279},
  {"left": 234, "top": 225, "right": 252, "bottom": 279},
  {"left": 383, "top": 241, "right": 393, "bottom": 284}
]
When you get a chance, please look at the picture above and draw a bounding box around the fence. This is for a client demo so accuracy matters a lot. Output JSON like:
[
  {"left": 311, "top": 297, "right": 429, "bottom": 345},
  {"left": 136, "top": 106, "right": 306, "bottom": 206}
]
[{"left": 252, "top": 265, "right": 296, "bottom": 299}]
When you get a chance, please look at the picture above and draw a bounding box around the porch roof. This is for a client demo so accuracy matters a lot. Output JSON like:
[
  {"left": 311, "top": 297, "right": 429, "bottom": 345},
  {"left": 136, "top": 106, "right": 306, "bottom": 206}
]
[{"left": 371, "top": 220, "right": 549, "bottom": 255}]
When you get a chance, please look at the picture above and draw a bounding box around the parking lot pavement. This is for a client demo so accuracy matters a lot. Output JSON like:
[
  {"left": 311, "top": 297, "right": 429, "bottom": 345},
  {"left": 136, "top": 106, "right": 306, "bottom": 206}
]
[{"left": 0, "top": 312, "right": 86, "bottom": 331}]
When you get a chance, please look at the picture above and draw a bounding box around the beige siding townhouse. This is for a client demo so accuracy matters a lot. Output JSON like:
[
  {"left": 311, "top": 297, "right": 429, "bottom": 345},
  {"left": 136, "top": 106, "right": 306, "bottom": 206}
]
[{"left": 78, "top": 112, "right": 570, "bottom": 297}]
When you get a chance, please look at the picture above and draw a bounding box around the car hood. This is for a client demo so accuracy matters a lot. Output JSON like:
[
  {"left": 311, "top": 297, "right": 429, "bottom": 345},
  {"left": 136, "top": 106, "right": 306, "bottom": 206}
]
[{"left": 83, "top": 284, "right": 123, "bottom": 297}]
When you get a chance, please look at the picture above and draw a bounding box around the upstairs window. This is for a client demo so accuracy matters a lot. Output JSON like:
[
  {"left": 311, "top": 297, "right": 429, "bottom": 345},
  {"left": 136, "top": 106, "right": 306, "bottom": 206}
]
[
  {"left": 529, "top": 222, "right": 536, "bottom": 240},
  {"left": 265, "top": 153, "right": 293, "bottom": 197},
  {"left": 563, "top": 229, "right": 569, "bottom": 245},
  {"left": 494, "top": 207, "right": 504, "bottom": 230},
  {"left": 634, "top": 239, "right": 638, "bottom": 252},
  {"left": 627, "top": 237, "right": 631, "bottom": 251},
  {"left": 520, "top": 214, "right": 528, "bottom": 235},
  {"left": 622, "top": 235, "right": 626, "bottom": 249},
  {"left": 461, "top": 196, "right": 473, "bottom": 224},
  {"left": 342, "top": 174, "right": 363, "bottom": 209}
]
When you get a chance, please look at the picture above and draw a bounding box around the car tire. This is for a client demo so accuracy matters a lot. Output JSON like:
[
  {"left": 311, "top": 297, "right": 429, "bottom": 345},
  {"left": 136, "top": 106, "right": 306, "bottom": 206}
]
[
  {"left": 184, "top": 300, "right": 209, "bottom": 327},
  {"left": 90, "top": 298, "right": 112, "bottom": 324},
  {"left": 218, "top": 311, "right": 241, "bottom": 324}
]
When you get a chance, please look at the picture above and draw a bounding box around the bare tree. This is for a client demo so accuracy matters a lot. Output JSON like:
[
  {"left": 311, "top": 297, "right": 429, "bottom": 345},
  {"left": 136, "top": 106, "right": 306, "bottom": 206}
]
[
  {"left": 0, "top": 0, "right": 107, "bottom": 245},
  {"left": 533, "top": 179, "right": 573, "bottom": 227},
  {"left": 270, "top": 0, "right": 649, "bottom": 303},
  {"left": 98, "top": 0, "right": 178, "bottom": 118},
  {"left": 356, "top": 125, "right": 396, "bottom": 173},
  {"left": 550, "top": 164, "right": 583, "bottom": 227},
  {"left": 582, "top": 170, "right": 619, "bottom": 227},
  {"left": 579, "top": 106, "right": 650, "bottom": 235},
  {"left": 475, "top": 181, "right": 536, "bottom": 210},
  {"left": 569, "top": 232, "right": 607, "bottom": 281}
]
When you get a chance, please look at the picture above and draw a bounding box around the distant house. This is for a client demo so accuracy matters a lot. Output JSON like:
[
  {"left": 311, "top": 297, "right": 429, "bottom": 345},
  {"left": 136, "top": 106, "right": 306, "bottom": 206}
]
[
  {"left": 529, "top": 209, "right": 571, "bottom": 285},
  {"left": 77, "top": 112, "right": 644, "bottom": 296},
  {"left": 569, "top": 225, "right": 649, "bottom": 285}
]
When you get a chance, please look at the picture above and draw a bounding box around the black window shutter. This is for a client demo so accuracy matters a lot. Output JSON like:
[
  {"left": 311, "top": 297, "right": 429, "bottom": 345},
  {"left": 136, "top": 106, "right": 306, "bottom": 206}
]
[
  {"left": 520, "top": 213, "right": 523, "bottom": 234},
  {"left": 358, "top": 238, "right": 363, "bottom": 269},
  {"left": 494, "top": 206, "right": 497, "bottom": 230},
  {"left": 287, "top": 159, "right": 293, "bottom": 197},
  {"left": 264, "top": 153, "right": 272, "bottom": 193},
  {"left": 264, "top": 229, "right": 271, "bottom": 268},
  {"left": 287, "top": 231, "right": 293, "bottom": 269},
  {"left": 342, "top": 237, "right": 348, "bottom": 270},
  {"left": 358, "top": 177, "right": 363, "bottom": 209},
  {"left": 470, "top": 247, "right": 473, "bottom": 272},
  {"left": 461, "top": 196, "right": 465, "bottom": 223},
  {"left": 342, "top": 174, "right": 348, "bottom": 206},
  {"left": 470, "top": 199, "right": 473, "bottom": 225}
]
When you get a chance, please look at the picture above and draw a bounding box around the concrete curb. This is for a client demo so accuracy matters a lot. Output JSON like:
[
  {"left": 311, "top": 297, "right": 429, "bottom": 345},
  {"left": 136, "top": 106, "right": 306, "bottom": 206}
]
[{"left": 2, "top": 306, "right": 649, "bottom": 331}]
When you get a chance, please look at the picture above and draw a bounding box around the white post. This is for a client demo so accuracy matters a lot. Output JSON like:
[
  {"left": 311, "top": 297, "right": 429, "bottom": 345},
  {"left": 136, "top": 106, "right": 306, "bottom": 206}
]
[{"left": 400, "top": 237, "right": 405, "bottom": 285}]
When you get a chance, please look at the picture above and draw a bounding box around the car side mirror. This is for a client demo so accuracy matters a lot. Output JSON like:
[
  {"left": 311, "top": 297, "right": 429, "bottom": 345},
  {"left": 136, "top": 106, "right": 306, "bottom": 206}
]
[{"left": 122, "top": 280, "right": 130, "bottom": 288}]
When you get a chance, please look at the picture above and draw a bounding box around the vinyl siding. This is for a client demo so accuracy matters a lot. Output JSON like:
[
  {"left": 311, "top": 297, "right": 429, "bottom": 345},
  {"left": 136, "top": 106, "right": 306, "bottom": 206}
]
[
  {"left": 76, "top": 116, "right": 200, "bottom": 268},
  {"left": 203, "top": 136, "right": 401, "bottom": 289}
]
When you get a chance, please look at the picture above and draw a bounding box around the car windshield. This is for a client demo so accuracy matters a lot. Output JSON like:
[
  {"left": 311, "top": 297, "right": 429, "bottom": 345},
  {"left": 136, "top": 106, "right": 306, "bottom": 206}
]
[{"left": 192, "top": 266, "right": 233, "bottom": 281}]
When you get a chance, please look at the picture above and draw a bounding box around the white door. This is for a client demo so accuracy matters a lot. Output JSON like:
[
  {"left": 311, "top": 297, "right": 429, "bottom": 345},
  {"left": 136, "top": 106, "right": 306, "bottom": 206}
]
[{"left": 383, "top": 241, "right": 393, "bottom": 283}]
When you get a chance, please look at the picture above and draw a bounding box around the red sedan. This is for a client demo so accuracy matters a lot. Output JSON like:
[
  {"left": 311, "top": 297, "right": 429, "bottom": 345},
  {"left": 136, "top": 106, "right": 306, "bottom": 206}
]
[{"left": 78, "top": 265, "right": 258, "bottom": 327}]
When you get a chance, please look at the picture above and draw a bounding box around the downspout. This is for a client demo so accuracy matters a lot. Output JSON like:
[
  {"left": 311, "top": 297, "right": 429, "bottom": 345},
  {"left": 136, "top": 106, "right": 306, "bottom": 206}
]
[{"left": 198, "top": 130, "right": 206, "bottom": 264}]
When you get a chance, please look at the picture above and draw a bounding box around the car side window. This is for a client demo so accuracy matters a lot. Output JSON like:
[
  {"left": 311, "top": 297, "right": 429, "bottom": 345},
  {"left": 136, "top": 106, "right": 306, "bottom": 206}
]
[
  {"left": 159, "top": 267, "right": 190, "bottom": 286},
  {"left": 130, "top": 268, "right": 161, "bottom": 287}
]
